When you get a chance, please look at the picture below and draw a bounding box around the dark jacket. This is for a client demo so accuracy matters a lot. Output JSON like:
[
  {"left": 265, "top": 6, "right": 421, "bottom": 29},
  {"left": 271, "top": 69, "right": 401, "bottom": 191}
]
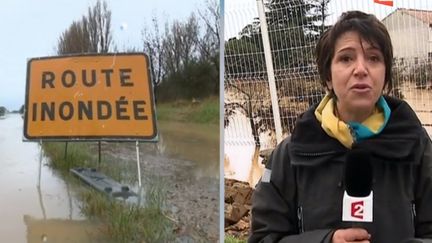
[{"left": 249, "top": 96, "right": 432, "bottom": 243}]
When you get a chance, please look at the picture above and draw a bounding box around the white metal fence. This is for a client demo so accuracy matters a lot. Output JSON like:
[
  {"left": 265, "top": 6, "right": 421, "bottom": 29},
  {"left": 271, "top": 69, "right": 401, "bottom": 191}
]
[{"left": 224, "top": 0, "right": 432, "bottom": 184}]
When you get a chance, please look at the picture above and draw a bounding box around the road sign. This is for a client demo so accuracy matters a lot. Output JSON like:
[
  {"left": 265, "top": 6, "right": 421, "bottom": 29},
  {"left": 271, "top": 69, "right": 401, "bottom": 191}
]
[{"left": 24, "top": 53, "right": 157, "bottom": 141}]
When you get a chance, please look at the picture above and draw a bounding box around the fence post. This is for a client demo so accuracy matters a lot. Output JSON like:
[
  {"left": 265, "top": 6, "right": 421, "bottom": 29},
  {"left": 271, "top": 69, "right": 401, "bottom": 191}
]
[{"left": 256, "top": 0, "right": 283, "bottom": 144}]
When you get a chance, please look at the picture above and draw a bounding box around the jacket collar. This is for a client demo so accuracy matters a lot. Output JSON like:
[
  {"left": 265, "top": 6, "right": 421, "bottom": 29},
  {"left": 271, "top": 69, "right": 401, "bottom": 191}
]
[{"left": 289, "top": 96, "right": 425, "bottom": 165}]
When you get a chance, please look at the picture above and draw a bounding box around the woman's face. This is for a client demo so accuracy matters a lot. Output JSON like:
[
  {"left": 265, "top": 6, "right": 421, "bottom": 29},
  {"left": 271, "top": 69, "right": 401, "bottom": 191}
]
[{"left": 328, "top": 31, "right": 386, "bottom": 122}]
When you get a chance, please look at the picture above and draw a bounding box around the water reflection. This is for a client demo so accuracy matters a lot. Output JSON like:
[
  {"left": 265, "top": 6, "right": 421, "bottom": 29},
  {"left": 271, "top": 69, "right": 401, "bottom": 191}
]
[
  {"left": 37, "top": 185, "right": 47, "bottom": 220},
  {"left": 0, "top": 114, "right": 102, "bottom": 242},
  {"left": 23, "top": 215, "right": 103, "bottom": 243}
]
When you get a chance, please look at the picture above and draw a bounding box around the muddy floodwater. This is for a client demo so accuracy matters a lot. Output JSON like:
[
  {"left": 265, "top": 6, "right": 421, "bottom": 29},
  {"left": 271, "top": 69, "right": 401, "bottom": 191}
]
[
  {"left": 156, "top": 120, "right": 219, "bottom": 178},
  {"left": 0, "top": 113, "right": 220, "bottom": 242},
  {"left": 0, "top": 114, "right": 103, "bottom": 242}
]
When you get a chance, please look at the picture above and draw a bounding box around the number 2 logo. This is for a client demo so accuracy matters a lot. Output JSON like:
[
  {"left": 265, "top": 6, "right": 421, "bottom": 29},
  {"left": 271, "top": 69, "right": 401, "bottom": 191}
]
[{"left": 351, "top": 201, "right": 364, "bottom": 219}]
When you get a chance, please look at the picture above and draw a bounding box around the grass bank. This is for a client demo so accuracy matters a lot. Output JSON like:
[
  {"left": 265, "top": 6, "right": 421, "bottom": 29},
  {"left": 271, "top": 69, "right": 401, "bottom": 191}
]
[
  {"left": 156, "top": 96, "right": 219, "bottom": 124},
  {"left": 225, "top": 235, "right": 247, "bottom": 243},
  {"left": 42, "top": 142, "right": 175, "bottom": 242}
]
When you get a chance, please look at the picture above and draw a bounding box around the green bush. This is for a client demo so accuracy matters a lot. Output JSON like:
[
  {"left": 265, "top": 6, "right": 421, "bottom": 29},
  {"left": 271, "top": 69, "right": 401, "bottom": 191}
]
[{"left": 156, "top": 60, "right": 218, "bottom": 102}]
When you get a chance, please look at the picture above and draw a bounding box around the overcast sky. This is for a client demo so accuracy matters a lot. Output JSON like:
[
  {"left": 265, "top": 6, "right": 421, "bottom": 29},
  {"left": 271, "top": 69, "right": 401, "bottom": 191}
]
[
  {"left": 225, "top": 0, "right": 432, "bottom": 39},
  {"left": 0, "top": 0, "right": 202, "bottom": 111}
]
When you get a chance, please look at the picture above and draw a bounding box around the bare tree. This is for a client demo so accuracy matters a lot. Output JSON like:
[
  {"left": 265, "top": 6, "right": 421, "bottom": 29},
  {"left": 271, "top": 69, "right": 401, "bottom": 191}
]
[
  {"left": 163, "top": 15, "right": 199, "bottom": 75},
  {"left": 57, "top": 20, "right": 91, "bottom": 54},
  {"left": 87, "top": 0, "right": 112, "bottom": 53},
  {"left": 57, "top": 0, "right": 112, "bottom": 54},
  {"left": 142, "top": 17, "right": 166, "bottom": 87},
  {"left": 141, "top": 3, "right": 219, "bottom": 101},
  {"left": 197, "top": 0, "right": 220, "bottom": 94},
  {"left": 197, "top": 0, "right": 219, "bottom": 64}
]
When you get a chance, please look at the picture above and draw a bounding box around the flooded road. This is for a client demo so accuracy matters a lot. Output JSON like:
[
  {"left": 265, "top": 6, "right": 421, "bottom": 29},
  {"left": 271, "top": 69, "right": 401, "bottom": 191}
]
[
  {"left": 0, "top": 114, "right": 102, "bottom": 243},
  {"left": 156, "top": 121, "right": 219, "bottom": 178},
  {"left": 0, "top": 113, "right": 220, "bottom": 242}
]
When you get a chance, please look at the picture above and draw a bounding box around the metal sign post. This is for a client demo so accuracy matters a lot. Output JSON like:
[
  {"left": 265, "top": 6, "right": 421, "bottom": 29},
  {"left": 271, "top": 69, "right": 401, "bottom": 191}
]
[
  {"left": 98, "top": 141, "right": 102, "bottom": 168},
  {"left": 37, "top": 140, "right": 43, "bottom": 188},
  {"left": 64, "top": 142, "right": 68, "bottom": 160},
  {"left": 136, "top": 141, "right": 142, "bottom": 188}
]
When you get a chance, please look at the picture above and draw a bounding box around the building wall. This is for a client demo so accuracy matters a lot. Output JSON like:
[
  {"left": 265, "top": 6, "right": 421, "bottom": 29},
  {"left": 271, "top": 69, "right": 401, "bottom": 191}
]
[{"left": 382, "top": 11, "right": 430, "bottom": 61}]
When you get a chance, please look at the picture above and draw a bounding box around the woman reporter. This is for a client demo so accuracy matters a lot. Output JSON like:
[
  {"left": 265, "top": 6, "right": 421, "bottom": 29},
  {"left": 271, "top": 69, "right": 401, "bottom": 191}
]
[{"left": 249, "top": 11, "right": 432, "bottom": 243}]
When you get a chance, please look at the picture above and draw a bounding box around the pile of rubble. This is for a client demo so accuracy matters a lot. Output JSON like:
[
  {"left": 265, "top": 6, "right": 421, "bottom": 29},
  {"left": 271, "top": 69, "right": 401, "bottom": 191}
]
[{"left": 224, "top": 178, "right": 254, "bottom": 239}]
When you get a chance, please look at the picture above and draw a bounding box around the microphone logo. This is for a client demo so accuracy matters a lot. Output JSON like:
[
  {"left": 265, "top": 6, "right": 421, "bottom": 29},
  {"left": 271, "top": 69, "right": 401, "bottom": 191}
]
[
  {"left": 351, "top": 201, "right": 364, "bottom": 219},
  {"left": 343, "top": 192, "right": 373, "bottom": 222}
]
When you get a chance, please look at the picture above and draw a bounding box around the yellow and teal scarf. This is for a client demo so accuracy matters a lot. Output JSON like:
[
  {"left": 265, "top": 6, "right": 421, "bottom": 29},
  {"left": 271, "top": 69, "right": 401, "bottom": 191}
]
[{"left": 314, "top": 94, "right": 391, "bottom": 148}]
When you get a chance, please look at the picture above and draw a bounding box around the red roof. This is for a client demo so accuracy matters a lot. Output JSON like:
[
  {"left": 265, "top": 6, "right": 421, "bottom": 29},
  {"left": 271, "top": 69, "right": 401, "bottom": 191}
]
[{"left": 399, "top": 8, "right": 432, "bottom": 25}]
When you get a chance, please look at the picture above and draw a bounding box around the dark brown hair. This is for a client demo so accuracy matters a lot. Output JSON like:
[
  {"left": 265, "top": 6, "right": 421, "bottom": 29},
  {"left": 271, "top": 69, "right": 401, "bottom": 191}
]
[{"left": 315, "top": 11, "right": 393, "bottom": 93}]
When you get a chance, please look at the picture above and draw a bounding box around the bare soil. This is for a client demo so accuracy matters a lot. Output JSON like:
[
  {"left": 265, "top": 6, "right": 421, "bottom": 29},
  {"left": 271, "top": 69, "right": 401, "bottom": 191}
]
[{"left": 97, "top": 141, "right": 220, "bottom": 242}]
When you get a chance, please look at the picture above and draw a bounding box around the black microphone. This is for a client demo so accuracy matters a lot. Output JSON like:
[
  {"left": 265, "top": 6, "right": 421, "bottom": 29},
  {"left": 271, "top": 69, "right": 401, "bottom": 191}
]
[{"left": 342, "top": 149, "right": 373, "bottom": 223}]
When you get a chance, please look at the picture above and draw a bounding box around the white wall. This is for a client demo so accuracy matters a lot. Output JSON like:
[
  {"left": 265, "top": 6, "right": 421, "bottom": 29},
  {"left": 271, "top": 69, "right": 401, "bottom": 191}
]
[{"left": 383, "top": 11, "right": 430, "bottom": 61}]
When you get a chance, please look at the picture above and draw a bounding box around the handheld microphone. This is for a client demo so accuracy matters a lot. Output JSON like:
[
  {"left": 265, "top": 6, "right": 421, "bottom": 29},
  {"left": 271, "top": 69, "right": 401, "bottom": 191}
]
[{"left": 342, "top": 149, "right": 373, "bottom": 223}]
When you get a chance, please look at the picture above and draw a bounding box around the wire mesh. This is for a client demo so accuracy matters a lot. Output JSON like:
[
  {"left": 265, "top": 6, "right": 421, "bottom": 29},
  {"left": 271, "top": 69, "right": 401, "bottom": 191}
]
[{"left": 224, "top": 0, "right": 432, "bottom": 183}]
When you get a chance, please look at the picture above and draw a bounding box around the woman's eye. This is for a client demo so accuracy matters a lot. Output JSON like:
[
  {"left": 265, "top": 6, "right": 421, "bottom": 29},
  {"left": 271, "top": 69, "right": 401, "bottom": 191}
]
[
  {"left": 340, "top": 55, "right": 352, "bottom": 62},
  {"left": 369, "top": 55, "right": 381, "bottom": 62}
]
